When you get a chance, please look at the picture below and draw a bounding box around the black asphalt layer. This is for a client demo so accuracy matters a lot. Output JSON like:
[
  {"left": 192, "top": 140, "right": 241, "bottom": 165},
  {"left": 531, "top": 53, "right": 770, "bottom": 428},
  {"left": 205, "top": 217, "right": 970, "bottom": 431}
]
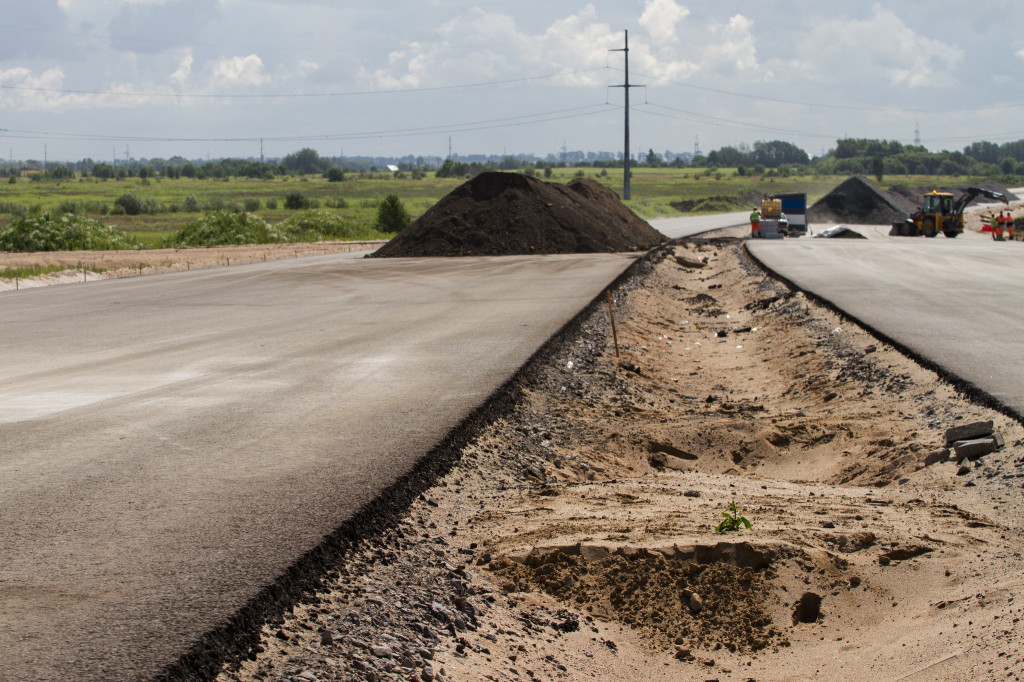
[
  {"left": 747, "top": 238, "right": 1024, "bottom": 417},
  {"left": 0, "top": 252, "right": 637, "bottom": 680}
]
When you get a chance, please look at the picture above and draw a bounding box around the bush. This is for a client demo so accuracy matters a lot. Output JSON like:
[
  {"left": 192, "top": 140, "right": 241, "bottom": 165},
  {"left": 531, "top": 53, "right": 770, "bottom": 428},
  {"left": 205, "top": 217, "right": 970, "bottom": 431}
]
[
  {"left": 184, "top": 194, "right": 201, "bottom": 212},
  {"left": 0, "top": 213, "right": 141, "bottom": 251},
  {"left": 284, "top": 191, "right": 309, "bottom": 210},
  {"left": 374, "top": 194, "right": 411, "bottom": 233},
  {"left": 325, "top": 168, "right": 344, "bottom": 182},
  {"left": 163, "top": 212, "right": 283, "bottom": 247},
  {"left": 244, "top": 197, "right": 261, "bottom": 212},
  {"left": 265, "top": 197, "right": 278, "bottom": 210},
  {"left": 114, "top": 193, "right": 144, "bottom": 215},
  {"left": 278, "top": 210, "right": 386, "bottom": 241}
]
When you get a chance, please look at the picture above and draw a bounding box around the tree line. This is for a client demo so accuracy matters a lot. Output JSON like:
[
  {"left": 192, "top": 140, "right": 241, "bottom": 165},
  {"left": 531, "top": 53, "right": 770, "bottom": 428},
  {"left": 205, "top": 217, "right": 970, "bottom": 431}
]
[{"left": 5, "top": 138, "right": 1024, "bottom": 182}]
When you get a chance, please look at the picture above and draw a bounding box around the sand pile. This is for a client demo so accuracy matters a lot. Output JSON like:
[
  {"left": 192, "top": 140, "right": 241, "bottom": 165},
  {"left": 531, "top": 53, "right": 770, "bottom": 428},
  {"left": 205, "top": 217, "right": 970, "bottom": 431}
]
[{"left": 371, "top": 172, "right": 666, "bottom": 257}]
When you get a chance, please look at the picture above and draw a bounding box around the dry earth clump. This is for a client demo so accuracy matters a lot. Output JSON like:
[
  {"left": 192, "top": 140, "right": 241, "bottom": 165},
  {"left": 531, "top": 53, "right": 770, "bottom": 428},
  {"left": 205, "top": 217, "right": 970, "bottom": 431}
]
[{"left": 371, "top": 172, "right": 666, "bottom": 258}]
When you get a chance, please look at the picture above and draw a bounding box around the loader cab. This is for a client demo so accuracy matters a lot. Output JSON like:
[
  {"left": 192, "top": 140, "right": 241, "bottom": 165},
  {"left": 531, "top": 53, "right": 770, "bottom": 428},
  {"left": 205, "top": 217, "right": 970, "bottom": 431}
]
[{"left": 923, "top": 191, "right": 954, "bottom": 216}]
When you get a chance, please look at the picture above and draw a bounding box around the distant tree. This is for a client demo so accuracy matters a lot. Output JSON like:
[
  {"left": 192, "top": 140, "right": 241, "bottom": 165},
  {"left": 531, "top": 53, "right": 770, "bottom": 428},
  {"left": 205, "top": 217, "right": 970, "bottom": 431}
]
[
  {"left": 645, "top": 149, "right": 663, "bottom": 166},
  {"left": 92, "top": 163, "right": 115, "bottom": 179},
  {"left": 872, "top": 156, "right": 884, "bottom": 182},
  {"left": 325, "top": 167, "right": 344, "bottom": 182},
  {"left": 282, "top": 148, "right": 328, "bottom": 175},
  {"left": 374, "top": 194, "right": 410, "bottom": 233}
]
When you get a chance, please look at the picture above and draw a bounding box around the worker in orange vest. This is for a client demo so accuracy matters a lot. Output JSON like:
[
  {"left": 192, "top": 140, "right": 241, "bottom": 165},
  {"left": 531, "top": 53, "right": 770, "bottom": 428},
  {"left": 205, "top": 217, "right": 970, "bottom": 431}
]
[
  {"left": 994, "top": 211, "right": 1005, "bottom": 241},
  {"left": 1007, "top": 212, "right": 1015, "bottom": 241},
  {"left": 749, "top": 206, "right": 761, "bottom": 238}
]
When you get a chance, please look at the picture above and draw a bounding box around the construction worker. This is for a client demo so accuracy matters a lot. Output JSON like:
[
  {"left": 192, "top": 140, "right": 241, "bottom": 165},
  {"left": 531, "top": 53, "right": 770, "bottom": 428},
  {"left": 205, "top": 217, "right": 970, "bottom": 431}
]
[
  {"left": 750, "top": 206, "right": 761, "bottom": 238},
  {"left": 993, "top": 212, "right": 1004, "bottom": 241},
  {"left": 1007, "top": 212, "right": 1016, "bottom": 240},
  {"left": 984, "top": 213, "right": 995, "bottom": 234}
]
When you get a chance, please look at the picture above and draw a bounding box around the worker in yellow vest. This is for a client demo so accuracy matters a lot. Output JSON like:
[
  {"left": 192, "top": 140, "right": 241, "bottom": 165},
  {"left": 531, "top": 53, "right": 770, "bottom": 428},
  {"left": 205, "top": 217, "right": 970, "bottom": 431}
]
[{"left": 749, "top": 207, "right": 761, "bottom": 238}]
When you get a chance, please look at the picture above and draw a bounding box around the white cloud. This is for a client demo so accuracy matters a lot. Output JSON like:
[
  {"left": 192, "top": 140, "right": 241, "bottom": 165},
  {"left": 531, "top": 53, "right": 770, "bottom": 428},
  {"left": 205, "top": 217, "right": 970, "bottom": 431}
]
[
  {"left": 639, "top": 0, "right": 690, "bottom": 45},
  {"left": 784, "top": 4, "right": 961, "bottom": 89},
  {"left": 210, "top": 54, "right": 269, "bottom": 88},
  {"left": 170, "top": 50, "right": 193, "bottom": 85}
]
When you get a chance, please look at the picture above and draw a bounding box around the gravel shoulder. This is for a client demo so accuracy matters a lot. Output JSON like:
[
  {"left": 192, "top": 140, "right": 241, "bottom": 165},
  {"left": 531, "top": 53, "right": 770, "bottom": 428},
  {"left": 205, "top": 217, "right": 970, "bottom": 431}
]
[{"left": 212, "top": 232, "right": 1024, "bottom": 682}]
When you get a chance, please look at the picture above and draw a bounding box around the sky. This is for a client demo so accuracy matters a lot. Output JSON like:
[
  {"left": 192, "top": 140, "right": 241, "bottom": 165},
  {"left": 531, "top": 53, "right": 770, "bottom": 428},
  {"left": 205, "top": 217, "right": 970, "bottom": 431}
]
[{"left": 1, "top": 0, "right": 1022, "bottom": 162}]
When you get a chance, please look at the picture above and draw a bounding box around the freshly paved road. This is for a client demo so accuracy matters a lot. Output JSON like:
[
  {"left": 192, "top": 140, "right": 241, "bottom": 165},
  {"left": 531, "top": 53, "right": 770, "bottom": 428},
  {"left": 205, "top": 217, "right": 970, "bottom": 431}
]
[
  {"left": 0, "top": 252, "right": 637, "bottom": 680},
  {"left": 747, "top": 237, "right": 1024, "bottom": 415},
  {"left": 651, "top": 210, "right": 749, "bottom": 239}
]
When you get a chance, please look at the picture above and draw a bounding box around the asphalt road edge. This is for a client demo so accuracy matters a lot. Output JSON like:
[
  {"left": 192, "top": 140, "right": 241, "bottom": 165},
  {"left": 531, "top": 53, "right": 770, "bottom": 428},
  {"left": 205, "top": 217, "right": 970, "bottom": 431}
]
[
  {"left": 743, "top": 242, "right": 1024, "bottom": 426},
  {"left": 155, "top": 248, "right": 665, "bottom": 682}
]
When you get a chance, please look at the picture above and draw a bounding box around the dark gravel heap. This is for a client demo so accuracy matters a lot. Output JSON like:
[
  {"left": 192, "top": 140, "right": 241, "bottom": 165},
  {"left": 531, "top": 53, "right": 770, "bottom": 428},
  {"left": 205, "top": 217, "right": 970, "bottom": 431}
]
[
  {"left": 810, "top": 175, "right": 1019, "bottom": 225},
  {"left": 371, "top": 172, "right": 666, "bottom": 257},
  {"left": 808, "top": 175, "right": 916, "bottom": 225}
]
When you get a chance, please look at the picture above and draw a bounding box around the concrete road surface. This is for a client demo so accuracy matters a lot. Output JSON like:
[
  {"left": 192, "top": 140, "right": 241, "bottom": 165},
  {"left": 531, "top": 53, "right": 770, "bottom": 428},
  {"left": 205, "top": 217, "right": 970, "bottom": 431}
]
[
  {"left": 747, "top": 238, "right": 1024, "bottom": 415},
  {"left": 651, "top": 210, "right": 749, "bottom": 239},
  {"left": 0, "top": 252, "right": 637, "bottom": 680}
]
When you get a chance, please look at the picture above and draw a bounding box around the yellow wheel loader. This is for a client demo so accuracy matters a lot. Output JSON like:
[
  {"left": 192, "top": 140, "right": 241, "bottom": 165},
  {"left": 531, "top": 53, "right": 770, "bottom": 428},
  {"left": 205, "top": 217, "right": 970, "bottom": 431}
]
[{"left": 891, "top": 187, "right": 1007, "bottom": 238}]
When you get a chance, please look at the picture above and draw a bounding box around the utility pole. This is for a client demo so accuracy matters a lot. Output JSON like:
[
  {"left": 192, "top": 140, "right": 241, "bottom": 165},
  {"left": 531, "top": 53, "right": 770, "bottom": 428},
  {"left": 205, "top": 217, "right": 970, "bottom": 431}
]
[
  {"left": 260, "top": 138, "right": 264, "bottom": 164},
  {"left": 610, "top": 30, "right": 643, "bottom": 200}
]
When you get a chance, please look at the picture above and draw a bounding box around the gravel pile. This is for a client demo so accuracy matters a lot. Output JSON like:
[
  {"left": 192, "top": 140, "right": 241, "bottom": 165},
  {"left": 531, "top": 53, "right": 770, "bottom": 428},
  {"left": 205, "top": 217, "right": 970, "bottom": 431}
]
[
  {"left": 371, "top": 172, "right": 666, "bottom": 257},
  {"left": 810, "top": 175, "right": 1020, "bottom": 225},
  {"left": 808, "top": 175, "right": 916, "bottom": 225}
]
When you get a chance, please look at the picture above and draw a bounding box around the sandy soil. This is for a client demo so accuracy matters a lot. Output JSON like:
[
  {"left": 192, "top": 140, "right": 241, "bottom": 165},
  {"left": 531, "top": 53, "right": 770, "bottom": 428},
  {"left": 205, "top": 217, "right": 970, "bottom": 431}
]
[
  {"left": 215, "top": 231, "right": 1024, "bottom": 682},
  {"left": 0, "top": 241, "right": 384, "bottom": 291}
]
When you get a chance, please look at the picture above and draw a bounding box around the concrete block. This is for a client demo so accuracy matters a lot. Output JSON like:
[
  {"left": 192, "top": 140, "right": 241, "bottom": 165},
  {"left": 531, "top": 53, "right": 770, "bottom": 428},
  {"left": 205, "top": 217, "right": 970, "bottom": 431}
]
[
  {"left": 952, "top": 437, "right": 998, "bottom": 461},
  {"left": 944, "top": 421, "right": 993, "bottom": 445}
]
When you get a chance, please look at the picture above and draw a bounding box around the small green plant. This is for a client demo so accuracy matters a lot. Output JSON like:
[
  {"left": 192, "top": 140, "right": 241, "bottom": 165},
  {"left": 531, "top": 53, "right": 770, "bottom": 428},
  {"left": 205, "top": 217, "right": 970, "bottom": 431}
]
[{"left": 715, "top": 499, "right": 752, "bottom": 533}]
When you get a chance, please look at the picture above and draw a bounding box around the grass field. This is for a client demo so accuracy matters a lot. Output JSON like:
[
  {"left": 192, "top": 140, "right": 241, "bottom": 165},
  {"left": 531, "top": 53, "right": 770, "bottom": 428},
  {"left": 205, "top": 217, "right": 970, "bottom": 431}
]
[{"left": 0, "top": 168, "right": 982, "bottom": 248}]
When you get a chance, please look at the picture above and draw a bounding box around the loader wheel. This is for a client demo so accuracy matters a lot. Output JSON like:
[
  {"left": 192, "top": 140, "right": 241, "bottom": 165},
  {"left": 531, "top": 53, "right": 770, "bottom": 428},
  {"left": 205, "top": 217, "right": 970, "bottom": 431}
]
[
  {"left": 922, "top": 217, "right": 937, "bottom": 238},
  {"left": 943, "top": 230, "right": 958, "bottom": 238}
]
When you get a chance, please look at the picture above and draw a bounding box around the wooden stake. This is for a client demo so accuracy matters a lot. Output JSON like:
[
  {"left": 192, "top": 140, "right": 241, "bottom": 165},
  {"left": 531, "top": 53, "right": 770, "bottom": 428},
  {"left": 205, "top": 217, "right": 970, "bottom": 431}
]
[{"left": 606, "top": 290, "right": 621, "bottom": 361}]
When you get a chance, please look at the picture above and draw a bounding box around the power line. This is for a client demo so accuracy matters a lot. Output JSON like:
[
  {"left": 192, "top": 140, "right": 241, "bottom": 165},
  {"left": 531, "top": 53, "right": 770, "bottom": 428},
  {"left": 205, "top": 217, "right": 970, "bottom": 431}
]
[
  {"left": 0, "top": 103, "right": 617, "bottom": 144},
  {"left": 0, "top": 22, "right": 521, "bottom": 55},
  {"left": 0, "top": 67, "right": 610, "bottom": 101},
  {"left": 627, "top": 68, "right": 1024, "bottom": 115}
]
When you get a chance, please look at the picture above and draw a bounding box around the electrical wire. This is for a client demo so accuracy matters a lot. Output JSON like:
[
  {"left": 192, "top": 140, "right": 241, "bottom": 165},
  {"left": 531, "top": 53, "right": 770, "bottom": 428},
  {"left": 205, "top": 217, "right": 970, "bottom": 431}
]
[
  {"left": 0, "top": 67, "right": 610, "bottom": 100},
  {"left": 625, "top": 68, "right": 1024, "bottom": 115},
  {"left": 0, "top": 103, "right": 617, "bottom": 143}
]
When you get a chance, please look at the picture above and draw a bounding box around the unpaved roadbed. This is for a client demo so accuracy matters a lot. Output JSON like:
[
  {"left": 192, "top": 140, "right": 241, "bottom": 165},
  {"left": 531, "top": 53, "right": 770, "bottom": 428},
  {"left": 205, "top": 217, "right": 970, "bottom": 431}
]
[{"left": 218, "top": 235, "right": 1024, "bottom": 682}]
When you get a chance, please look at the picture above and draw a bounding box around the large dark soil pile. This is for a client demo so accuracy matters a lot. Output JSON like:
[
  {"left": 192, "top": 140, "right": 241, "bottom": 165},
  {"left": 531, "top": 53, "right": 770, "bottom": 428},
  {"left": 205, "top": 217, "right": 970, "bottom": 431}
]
[
  {"left": 808, "top": 175, "right": 916, "bottom": 225},
  {"left": 371, "top": 172, "right": 666, "bottom": 257}
]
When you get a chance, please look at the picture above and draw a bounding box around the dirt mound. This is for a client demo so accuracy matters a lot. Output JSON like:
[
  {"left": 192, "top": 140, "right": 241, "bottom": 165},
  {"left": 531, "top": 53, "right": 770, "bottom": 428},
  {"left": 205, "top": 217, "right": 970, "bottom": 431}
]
[
  {"left": 808, "top": 175, "right": 916, "bottom": 225},
  {"left": 491, "top": 543, "right": 788, "bottom": 654},
  {"left": 371, "top": 172, "right": 666, "bottom": 257}
]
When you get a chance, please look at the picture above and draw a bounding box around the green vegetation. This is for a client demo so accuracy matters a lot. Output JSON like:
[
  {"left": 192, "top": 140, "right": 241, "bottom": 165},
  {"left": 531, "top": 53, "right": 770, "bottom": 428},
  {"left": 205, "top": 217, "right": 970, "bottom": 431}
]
[
  {"left": 163, "top": 211, "right": 283, "bottom": 247},
  {"left": 1, "top": 262, "right": 104, "bottom": 279},
  {"left": 2, "top": 135, "right": 1021, "bottom": 252},
  {"left": 0, "top": 213, "right": 142, "bottom": 252},
  {"left": 715, "top": 499, "right": 752, "bottom": 533},
  {"left": 374, "top": 194, "right": 411, "bottom": 233}
]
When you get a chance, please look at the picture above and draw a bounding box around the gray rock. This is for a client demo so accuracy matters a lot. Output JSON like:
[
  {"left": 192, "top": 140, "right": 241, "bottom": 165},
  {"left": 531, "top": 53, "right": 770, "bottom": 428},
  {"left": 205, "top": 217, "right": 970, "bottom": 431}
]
[
  {"left": 924, "top": 448, "right": 951, "bottom": 467},
  {"left": 944, "top": 421, "right": 993, "bottom": 445},
  {"left": 422, "top": 664, "right": 435, "bottom": 682},
  {"left": 688, "top": 592, "right": 703, "bottom": 614},
  {"left": 953, "top": 437, "right": 999, "bottom": 461},
  {"left": 957, "top": 460, "right": 972, "bottom": 476},
  {"left": 371, "top": 644, "right": 394, "bottom": 659}
]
